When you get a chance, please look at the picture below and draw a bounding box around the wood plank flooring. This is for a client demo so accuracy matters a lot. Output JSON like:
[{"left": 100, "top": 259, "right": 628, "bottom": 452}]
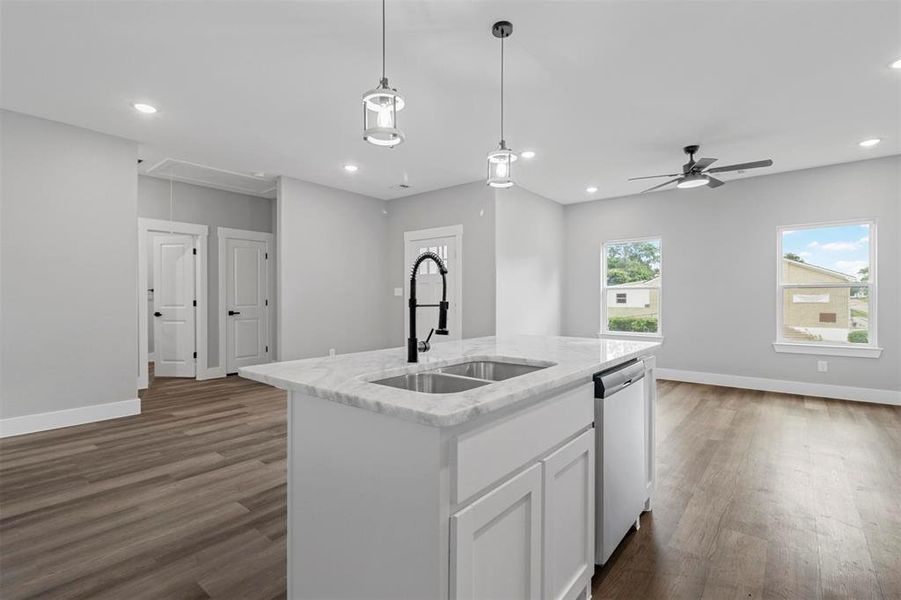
[
  {"left": 0, "top": 374, "right": 287, "bottom": 600},
  {"left": 2, "top": 375, "right": 899, "bottom": 599},
  {"left": 593, "top": 381, "right": 901, "bottom": 600}
]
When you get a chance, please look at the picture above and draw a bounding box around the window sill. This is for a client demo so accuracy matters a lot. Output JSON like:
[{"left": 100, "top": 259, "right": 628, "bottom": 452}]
[
  {"left": 598, "top": 332, "right": 664, "bottom": 342},
  {"left": 772, "top": 342, "right": 883, "bottom": 359}
]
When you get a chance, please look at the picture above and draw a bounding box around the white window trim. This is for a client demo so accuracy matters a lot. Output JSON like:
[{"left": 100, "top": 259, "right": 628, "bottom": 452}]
[
  {"left": 600, "top": 236, "right": 663, "bottom": 339},
  {"left": 774, "top": 218, "right": 881, "bottom": 359}
]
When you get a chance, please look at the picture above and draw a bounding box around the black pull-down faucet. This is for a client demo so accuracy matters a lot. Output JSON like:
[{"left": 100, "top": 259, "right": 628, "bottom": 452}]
[{"left": 408, "top": 251, "right": 449, "bottom": 363}]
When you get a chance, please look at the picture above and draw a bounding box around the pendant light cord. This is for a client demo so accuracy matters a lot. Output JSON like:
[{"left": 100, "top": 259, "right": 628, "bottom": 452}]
[
  {"left": 499, "top": 36, "right": 505, "bottom": 143},
  {"left": 381, "top": 0, "right": 387, "bottom": 83}
]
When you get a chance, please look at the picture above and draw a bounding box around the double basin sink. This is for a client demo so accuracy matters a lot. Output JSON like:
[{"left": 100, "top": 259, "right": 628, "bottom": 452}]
[{"left": 372, "top": 360, "right": 550, "bottom": 394}]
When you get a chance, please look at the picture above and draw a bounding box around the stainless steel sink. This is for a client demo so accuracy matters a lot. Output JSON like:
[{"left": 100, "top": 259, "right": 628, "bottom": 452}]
[
  {"left": 435, "top": 360, "right": 547, "bottom": 381},
  {"left": 372, "top": 372, "right": 491, "bottom": 394}
]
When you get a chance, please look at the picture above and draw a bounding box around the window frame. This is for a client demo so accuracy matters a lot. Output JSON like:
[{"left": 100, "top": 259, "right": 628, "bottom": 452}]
[
  {"left": 774, "top": 218, "right": 881, "bottom": 358},
  {"left": 600, "top": 235, "right": 663, "bottom": 339}
]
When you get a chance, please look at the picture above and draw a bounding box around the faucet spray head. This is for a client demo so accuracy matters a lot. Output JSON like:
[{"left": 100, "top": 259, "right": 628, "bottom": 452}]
[{"left": 436, "top": 300, "right": 449, "bottom": 334}]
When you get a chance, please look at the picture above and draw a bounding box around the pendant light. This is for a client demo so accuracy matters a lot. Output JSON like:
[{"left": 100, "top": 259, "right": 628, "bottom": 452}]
[
  {"left": 487, "top": 21, "right": 516, "bottom": 188},
  {"left": 363, "top": 0, "right": 405, "bottom": 147}
]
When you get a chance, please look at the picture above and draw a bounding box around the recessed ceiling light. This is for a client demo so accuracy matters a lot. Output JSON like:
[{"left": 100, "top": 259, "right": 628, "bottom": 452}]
[
  {"left": 521, "top": 150, "right": 536, "bottom": 159},
  {"left": 586, "top": 186, "right": 598, "bottom": 194},
  {"left": 890, "top": 58, "right": 901, "bottom": 69},
  {"left": 859, "top": 138, "right": 881, "bottom": 148},
  {"left": 251, "top": 171, "right": 266, "bottom": 178},
  {"left": 132, "top": 102, "right": 157, "bottom": 114},
  {"left": 343, "top": 164, "right": 359, "bottom": 172}
]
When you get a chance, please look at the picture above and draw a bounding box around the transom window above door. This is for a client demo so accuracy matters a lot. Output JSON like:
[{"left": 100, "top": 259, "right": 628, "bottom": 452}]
[
  {"left": 775, "top": 220, "right": 880, "bottom": 358},
  {"left": 601, "top": 238, "right": 662, "bottom": 337}
]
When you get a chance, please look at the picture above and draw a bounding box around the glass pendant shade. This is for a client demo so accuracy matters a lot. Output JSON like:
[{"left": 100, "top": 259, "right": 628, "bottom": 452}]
[
  {"left": 363, "top": 83, "right": 405, "bottom": 147},
  {"left": 487, "top": 145, "right": 517, "bottom": 188}
]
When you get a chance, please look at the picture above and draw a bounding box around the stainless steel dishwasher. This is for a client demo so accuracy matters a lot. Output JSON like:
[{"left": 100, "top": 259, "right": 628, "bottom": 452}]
[{"left": 593, "top": 359, "right": 647, "bottom": 565}]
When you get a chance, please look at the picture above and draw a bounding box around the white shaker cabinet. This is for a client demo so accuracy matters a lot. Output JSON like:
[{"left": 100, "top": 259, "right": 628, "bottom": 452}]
[
  {"left": 451, "top": 463, "right": 544, "bottom": 600},
  {"left": 543, "top": 429, "right": 595, "bottom": 600}
]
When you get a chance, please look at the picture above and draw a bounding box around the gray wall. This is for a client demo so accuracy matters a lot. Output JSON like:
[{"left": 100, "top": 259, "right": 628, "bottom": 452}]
[
  {"left": 385, "top": 182, "right": 497, "bottom": 344},
  {"left": 563, "top": 155, "right": 901, "bottom": 392},
  {"left": 137, "top": 175, "right": 273, "bottom": 368},
  {"left": 1, "top": 111, "right": 138, "bottom": 419},
  {"left": 277, "top": 176, "right": 390, "bottom": 359},
  {"left": 495, "top": 186, "right": 565, "bottom": 336}
]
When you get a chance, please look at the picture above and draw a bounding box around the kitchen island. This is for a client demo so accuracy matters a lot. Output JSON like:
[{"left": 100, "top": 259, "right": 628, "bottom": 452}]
[{"left": 240, "top": 335, "right": 660, "bottom": 600}]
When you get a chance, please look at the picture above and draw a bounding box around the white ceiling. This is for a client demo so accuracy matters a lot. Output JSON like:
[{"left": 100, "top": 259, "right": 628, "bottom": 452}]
[{"left": 2, "top": 1, "right": 899, "bottom": 204}]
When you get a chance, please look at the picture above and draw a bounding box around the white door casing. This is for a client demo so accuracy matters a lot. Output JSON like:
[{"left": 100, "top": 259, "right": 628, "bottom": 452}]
[
  {"left": 404, "top": 225, "right": 463, "bottom": 342},
  {"left": 451, "top": 463, "right": 543, "bottom": 600},
  {"left": 138, "top": 218, "right": 209, "bottom": 389},
  {"left": 152, "top": 234, "right": 196, "bottom": 378},
  {"left": 225, "top": 237, "right": 269, "bottom": 373}
]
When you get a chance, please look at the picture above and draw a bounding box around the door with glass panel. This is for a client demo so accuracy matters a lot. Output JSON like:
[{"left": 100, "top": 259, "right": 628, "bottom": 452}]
[{"left": 404, "top": 227, "right": 462, "bottom": 342}]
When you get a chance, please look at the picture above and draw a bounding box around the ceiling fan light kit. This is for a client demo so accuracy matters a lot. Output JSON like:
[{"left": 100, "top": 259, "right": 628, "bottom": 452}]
[
  {"left": 676, "top": 172, "right": 710, "bottom": 189},
  {"left": 629, "top": 144, "right": 773, "bottom": 193},
  {"left": 363, "top": 0, "right": 405, "bottom": 147},
  {"left": 487, "top": 20, "right": 518, "bottom": 189}
]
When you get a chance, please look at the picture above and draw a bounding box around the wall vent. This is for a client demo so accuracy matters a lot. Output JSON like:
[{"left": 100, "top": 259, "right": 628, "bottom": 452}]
[{"left": 144, "top": 158, "right": 277, "bottom": 198}]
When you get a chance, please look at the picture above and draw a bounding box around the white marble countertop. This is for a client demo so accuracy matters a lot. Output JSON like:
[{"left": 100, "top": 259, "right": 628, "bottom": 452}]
[{"left": 239, "top": 335, "right": 660, "bottom": 427}]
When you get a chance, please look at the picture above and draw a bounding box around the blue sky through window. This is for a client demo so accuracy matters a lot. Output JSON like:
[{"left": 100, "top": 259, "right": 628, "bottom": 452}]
[{"left": 782, "top": 223, "right": 870, "bottom": 279}]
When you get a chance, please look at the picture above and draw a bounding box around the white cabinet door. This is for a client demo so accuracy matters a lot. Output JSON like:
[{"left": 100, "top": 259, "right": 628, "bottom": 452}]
[
  {"left": 542, "top": 429, "right": 595, "bottom": 600},
  {"left": 225, "top": 238, "right": 269, "bottom": 374},
  {"left": 152, "top": 234, "right": 196, "bottom": 378},
  {"left": 451, "top": 464, "right": 542, "bottom": 600}
]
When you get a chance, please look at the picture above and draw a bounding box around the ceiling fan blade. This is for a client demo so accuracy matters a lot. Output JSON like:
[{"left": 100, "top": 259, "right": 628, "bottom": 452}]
[
  {"left": 628, "top": 173, "right": 681, "bottom": 181},
  {"left": 692, "top": 157, "right": 717, "bottom": 171},
  {"left": 641, "top": 178, "right": 681, "bottom": 193},
  {"left": 707, "top": 159, "right": 773, "bottom": 174},
  {"left": 707, "top": 176, "right": 725, "bottom": 188}
]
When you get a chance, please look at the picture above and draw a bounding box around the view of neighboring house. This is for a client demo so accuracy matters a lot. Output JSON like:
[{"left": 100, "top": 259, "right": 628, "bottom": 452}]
[
  {"left": 782, "top": 258, "right": 865, "bottom": 343},
  {"left": 606, "top": 276, "right": 660, "bottom": 319}
]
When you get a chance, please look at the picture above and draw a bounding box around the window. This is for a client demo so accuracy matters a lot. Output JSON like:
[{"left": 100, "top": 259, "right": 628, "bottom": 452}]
[
  {"left": 416, "top": 244, "right": 448, "bottom": 275},
  {"left": 601, "top": 238, "right": 661, "bottom": 336},
  {"left": 775, "top": 220, "right": 880, "bottom": 357}
]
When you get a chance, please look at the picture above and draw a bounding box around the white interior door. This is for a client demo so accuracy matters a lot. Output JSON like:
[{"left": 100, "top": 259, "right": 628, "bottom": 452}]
[
  {"left": 405, "top": 233, "right": 461, "bottom": 341},
  {"left": 226, "top": 238, "right": 269, "bottom": 374},
  {"left": 152, "top": 234, "right": 196, "bottom": 378}
]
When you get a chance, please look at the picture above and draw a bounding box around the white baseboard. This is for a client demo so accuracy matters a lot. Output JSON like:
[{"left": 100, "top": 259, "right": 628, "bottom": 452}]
[
  {"left": 0, "top": 398, "right": 141, "bottom": 439},
  {"left": 197, "top": 366, "right": 226, "bottom": 381},
  {"left": 656, "top": 368, "right": 900, "bottom": 406}
]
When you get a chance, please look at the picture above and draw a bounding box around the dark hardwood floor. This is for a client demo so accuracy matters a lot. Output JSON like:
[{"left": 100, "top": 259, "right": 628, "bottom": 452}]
[{"left": 1, "top": 374, "right": 899, "bottom": 599}]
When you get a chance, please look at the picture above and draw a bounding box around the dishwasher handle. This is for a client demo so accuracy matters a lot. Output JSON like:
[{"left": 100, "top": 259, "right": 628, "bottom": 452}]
[{"left": 593, "top": 359, "right": 645, "bottom": 398}]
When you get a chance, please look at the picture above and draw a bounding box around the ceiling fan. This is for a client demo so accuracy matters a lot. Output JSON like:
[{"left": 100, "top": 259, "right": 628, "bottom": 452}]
[{"left": 629, "top": 145, "right": 773, "bottom": 193}]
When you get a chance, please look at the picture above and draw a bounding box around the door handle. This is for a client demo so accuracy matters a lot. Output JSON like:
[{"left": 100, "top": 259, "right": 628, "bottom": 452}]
[
  {"left": 153, "top": 311, "right": 162, "bottom": 317},
  {"left": 228, "top": 310, "right": 241, "bottom": 316}
]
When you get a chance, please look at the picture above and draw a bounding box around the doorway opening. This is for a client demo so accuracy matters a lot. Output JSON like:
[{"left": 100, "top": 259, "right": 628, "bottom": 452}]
[
  {"left": 404, "top": 225, "right": 463, "bottom": 343},
  {"left": 138, "top": 218, "right": 210, "bottom": 389}
]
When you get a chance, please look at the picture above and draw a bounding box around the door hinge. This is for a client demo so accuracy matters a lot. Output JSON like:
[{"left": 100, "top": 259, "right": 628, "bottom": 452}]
[
  {"left": 265, "top": 299, "right": 268, "bottom": 306},
  {"left": 193, "top": 300, "right": 197, "bottom": 307},
  {"left": 265, "top": 345, "right": 269, "bottom": 353},
  {"left": 193, "top": 248, "right": 197, "bottom": 255},
  {"left": 193, "top": 351, "right": 197, "bottom": 359},
  {"left": 265, "top": 252, "right": 268, "bottom": 259}
]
